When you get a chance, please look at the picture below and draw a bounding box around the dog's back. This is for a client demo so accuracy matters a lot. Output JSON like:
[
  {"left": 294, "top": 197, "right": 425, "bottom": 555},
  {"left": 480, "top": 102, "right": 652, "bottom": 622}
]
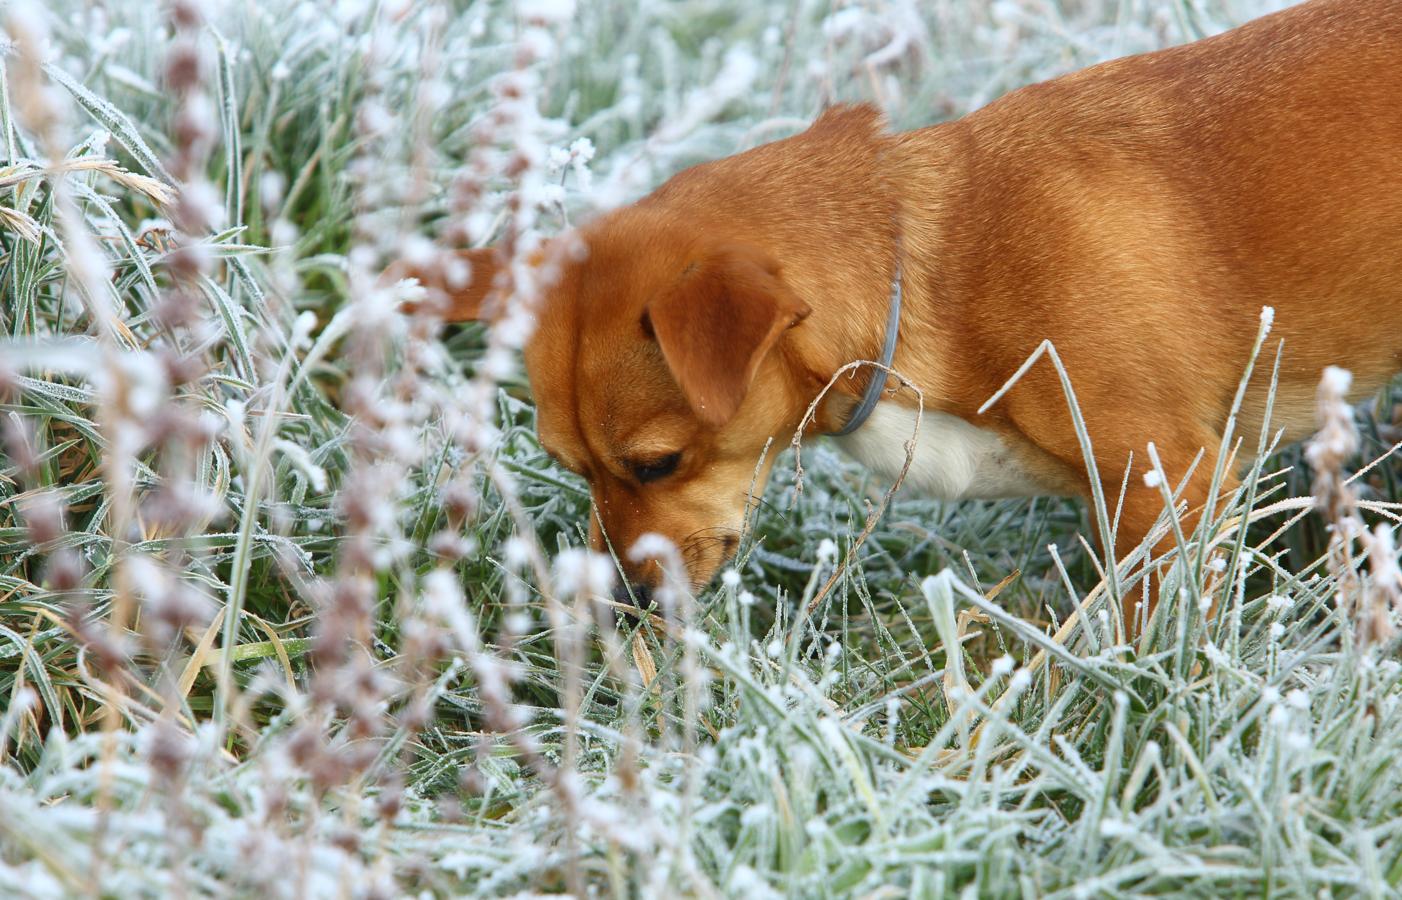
[{"left": 896, "top": 0, "right": 1402, "bottom": 467}]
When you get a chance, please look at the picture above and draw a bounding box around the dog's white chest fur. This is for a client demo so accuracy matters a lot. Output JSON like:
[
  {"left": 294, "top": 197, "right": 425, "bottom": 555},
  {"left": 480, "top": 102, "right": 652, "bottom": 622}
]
[{"left": 830, "top": 403, "right": 1061, "bottom": 501}]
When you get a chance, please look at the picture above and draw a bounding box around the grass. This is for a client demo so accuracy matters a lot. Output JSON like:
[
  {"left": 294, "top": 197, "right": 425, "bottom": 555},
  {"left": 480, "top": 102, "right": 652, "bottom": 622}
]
[{"left": 1, "top": 0, "right": 1401, "bottom": 896}]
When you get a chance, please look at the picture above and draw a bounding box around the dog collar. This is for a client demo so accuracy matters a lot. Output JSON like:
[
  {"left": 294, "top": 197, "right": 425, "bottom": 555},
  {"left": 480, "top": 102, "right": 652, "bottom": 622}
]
[{"left": 828, "top": 265, "right": 902, "bottom": 436}]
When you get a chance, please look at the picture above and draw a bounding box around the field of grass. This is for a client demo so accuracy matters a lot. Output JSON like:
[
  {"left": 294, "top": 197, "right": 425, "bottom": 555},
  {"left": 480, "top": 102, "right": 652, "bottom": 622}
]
[{"left": 2, "top": 0, "right": 1401, "bottom": 896}]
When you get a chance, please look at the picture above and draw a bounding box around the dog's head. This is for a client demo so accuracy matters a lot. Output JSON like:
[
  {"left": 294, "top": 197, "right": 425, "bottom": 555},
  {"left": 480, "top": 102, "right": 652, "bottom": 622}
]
[
  {"left": 420, "top": 105, "right": 895, "bottom": 600},
  {"left": 433, "top": 212, "right": 816, "bottom": 599}
]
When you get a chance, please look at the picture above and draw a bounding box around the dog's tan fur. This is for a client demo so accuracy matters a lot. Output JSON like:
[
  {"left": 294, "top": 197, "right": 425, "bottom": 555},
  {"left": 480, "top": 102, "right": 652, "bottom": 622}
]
[{"left": 427, "top": 0, "right": 1402, "bottom": 619}]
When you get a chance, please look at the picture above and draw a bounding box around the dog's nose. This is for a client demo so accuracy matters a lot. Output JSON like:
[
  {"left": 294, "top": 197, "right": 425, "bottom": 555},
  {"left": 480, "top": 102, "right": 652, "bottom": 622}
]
[{"left": 610, "top": 581, "right": 654, "bottom": 609}]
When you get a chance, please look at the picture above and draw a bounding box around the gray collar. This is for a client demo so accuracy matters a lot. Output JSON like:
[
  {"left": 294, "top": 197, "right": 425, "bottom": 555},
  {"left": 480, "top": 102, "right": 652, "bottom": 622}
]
[{"left": 828, "top": 264, "right": 902, "bottom": 436}]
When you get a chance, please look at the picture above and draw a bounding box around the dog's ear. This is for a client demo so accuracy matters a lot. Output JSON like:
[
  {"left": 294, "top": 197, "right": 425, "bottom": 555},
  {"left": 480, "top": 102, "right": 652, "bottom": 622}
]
[
  {"left": 398, "top": 248, "right": 504, "bottom": 321},
  {"left": 646, "top": 244, "right": 810, "bottom": 427}
]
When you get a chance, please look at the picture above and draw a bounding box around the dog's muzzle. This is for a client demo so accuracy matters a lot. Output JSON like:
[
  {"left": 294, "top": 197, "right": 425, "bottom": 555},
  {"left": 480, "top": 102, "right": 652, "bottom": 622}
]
[{"left": 611, "top": 581, "right": 655, "bottom": 609}]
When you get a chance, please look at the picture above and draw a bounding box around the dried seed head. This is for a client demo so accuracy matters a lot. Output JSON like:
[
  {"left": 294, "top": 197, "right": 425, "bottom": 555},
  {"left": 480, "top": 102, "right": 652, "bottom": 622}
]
[
  {"left": 155, "top": 289, "right": 204, "bottom": 330},
  {"left": 18, "top": 490, "right": 65, "bottom": 545},
  {"left": 76, "top": 620, "right": 132, "bottom": 676},
  {"left": 377, "top": 776, "right": 403, "bottom": 821},
  {"left": 286, "top": 722, "right": 323, "bottom": 768},
  {"left": 437, "top": 794, "right": 464, "bottom": 823},
  {"left": 170, "top": 0, "right": 208, "bottom": 30},
  {"left": 5, "top": 5, "right": 68, "bottom": 142},
  {"left": 157, "top": 346, "right": 208, "bottom": 387},
  {"left": 428, "top": 529, "right": 474, "bottom": 562},
  {"left": 441, "top": 480, "right": 478, "bottom": 527},
  {"left": 460, "top": 764, "right": 486, "bottom": 796},
  {"left": 1306, "top": 365, "right": 1359, "bottom": 526},
  {"left": 309, "top": 748, "right": 354, "bottom": 794},
  {"left": 146, "top": 717, "right": 193, "bottom": 783},
  {"left": 150, "top": 582, "right": 216, "bottom": 641},
  {"left": 1305, "top": 366, "right": 1370, "bottom": 625},
  {"left": 3, "top": 416, "right": 39, "bottom": 480},
  {"left": 44, "top": 549, "right": 85, "bottom": 592},
  {"left": 174, "top": 176, "right": 224, "bottom": 233},
  {"left": 1358, "top": 525, "right": 1401, "bottom": 648},
  {"left": 165, "top": 40, "right": 204, "bottom": 94}
]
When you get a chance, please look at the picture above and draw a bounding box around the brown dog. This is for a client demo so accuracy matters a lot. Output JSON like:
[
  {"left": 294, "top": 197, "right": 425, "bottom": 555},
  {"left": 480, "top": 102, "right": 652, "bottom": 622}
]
[{"left": 428, "top": 0, "right": 1402, "bottom": 621}]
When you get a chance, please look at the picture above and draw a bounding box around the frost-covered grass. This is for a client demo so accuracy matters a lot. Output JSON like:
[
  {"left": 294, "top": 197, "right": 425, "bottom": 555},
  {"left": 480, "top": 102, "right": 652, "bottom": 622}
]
[{"left": 2, "top": 0, "right": 1401, "bottom": 896}]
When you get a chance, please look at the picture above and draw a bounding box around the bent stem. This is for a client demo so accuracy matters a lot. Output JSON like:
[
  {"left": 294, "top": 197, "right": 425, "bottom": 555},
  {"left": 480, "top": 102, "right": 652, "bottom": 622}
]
[{"left": 789, "top": 359, "right": 923, "bottom": 617}]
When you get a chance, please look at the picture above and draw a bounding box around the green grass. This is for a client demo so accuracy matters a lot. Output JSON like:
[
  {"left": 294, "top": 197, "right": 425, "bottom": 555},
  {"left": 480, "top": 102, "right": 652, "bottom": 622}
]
[{"left": 2, "top": 0, "right": 1401, "bottom": 896}]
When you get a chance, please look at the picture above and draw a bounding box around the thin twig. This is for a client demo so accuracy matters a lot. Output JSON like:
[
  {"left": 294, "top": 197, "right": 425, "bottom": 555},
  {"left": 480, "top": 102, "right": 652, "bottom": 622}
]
[{"left": 788, "top": 359, "right": 922, "bottom": 616}]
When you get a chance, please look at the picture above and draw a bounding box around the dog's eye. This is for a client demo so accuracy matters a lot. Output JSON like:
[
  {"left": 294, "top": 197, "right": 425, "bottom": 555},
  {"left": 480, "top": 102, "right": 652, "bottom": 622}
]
[{"left": 630, "top": 452, "right": 681, "bottom": 484}]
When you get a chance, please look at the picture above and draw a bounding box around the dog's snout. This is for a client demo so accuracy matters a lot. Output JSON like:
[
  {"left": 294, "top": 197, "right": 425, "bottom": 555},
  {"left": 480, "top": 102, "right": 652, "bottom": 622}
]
[{"left": 611, "top": 581, "right": 655, "bottom": 609}]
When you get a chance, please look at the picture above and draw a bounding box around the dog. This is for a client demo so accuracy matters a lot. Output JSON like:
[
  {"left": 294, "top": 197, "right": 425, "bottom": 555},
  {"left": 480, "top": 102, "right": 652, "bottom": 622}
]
[{"left": 422, "top": 0, "right": 1402, "bottom": 625}]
